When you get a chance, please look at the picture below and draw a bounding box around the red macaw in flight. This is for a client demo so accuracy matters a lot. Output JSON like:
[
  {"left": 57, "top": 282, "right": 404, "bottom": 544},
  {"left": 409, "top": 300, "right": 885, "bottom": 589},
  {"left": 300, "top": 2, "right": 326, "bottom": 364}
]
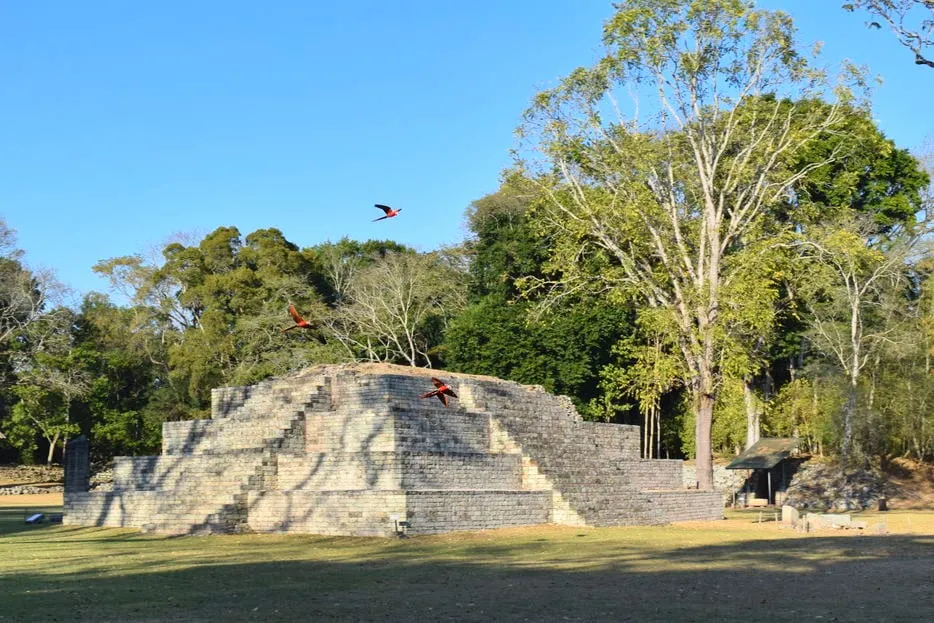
[
  {"left": 420, "top": 377, "right": 458, "bottom": 406},
  {"left": 281, "top": 304, "right": 313, "bottom": 333},
  {"left": 373, "top": 204, "right": 402, "bottom": 221}
]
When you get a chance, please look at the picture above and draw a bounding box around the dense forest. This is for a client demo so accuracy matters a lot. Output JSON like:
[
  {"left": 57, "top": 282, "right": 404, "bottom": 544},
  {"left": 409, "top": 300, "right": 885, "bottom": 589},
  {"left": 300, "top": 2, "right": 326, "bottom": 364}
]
[{"left": 1, "top": 1, "right": 932, "bottom": 490}]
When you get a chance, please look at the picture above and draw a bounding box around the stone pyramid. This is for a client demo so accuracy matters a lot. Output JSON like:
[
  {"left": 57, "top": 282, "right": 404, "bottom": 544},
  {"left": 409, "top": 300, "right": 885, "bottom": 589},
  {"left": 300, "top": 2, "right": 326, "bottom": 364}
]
[{"left": 65, "top": 364, "right": 722, "bottom": 536}]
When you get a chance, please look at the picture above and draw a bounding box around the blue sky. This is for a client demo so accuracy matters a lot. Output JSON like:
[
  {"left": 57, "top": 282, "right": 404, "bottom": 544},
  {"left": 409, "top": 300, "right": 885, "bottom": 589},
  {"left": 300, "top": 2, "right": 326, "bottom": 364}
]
[{"left": 2, "top": 1, "right": 932, "bottom": 299}]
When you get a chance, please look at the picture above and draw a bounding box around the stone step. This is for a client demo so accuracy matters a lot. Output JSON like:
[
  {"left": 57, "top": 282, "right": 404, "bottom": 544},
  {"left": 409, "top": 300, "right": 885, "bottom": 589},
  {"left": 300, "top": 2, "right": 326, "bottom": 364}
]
[{"left": 162, "top": 412, "right": 301, "bottom": 455}]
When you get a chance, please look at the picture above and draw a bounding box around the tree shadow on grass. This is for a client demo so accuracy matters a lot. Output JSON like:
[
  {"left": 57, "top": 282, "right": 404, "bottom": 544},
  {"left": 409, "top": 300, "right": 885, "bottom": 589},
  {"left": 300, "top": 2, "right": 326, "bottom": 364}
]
[
  {"left": 2, "top": 530, "right": 932, "bottom": 623},
  {"left": 0, "top": 506, "right": 65, "bottom": 536}
]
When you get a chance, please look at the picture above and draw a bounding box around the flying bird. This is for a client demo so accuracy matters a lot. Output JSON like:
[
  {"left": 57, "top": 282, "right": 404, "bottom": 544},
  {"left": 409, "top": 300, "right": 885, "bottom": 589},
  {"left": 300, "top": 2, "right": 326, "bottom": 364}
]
[
  {"left": 420, "top": 377, "right": 458, "bottom": 407},
  {"left": 373, "top": 204, "right": 402, "bottom": 221},
  {"left": 281, "top": 304, "right": 313, "bottom": 333}
]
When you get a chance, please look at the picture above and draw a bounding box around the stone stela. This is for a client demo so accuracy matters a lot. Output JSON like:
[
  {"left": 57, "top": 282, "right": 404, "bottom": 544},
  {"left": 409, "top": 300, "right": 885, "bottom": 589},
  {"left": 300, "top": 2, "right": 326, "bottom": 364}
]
[{"left": 64, "top": 364, "right": 723, "bottom": 536}]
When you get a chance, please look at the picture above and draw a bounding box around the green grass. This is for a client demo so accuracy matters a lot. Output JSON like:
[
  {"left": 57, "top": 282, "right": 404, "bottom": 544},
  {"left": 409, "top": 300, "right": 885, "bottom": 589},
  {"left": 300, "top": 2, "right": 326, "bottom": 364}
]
[{"left": 2, "top": 505, "right": 933, "bottom": 622}]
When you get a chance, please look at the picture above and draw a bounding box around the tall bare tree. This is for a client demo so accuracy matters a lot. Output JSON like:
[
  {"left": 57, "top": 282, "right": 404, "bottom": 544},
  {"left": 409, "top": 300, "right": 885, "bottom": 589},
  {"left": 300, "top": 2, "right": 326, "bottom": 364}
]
[
  {"left": 844, "top": 1, "right": 934, "bottom": 68},
  {"left": 794, "top": 217, "right": 923, "bottom": 456},
  {"left": 329, "top": 252, "right": 466, "bottom": 366},
  {"left": 0, "top": 219, "right": 63, "bottom": 347}
]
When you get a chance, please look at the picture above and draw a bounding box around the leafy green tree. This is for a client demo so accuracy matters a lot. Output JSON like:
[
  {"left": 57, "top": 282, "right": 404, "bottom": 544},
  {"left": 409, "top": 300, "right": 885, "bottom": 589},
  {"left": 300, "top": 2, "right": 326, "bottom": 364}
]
[
  {"left": 765, "top": 373, "right": 845, "bottom": 456},
  {"left": 464, "top": 183, "right": 549, "bottom": 302},
  {"left": 0, "top": 220, "right": 51, "bottom": 349},
  {"left": 71, "top": 294, "right": 174, "bottom": 459},
  {"left": 97, "top": 227, "right": 336, "bottom": 408},
  {"left": 9, "top": 308, "right": 88, "bottom": 464},
  {"left": 791, "top": 103, "right": 930, "bottom": 233},
  {"left": 8, "top": 385, "right": 66, "bottom": 464},
  {"left": 599, "top": 308, "right": 683, "bottom": 455},
  {"left": 445, "top": 295, "right": 633, "bottom": 415},
  {"left": 748, "top": 103, "right": 929, "bottom": 454},
  {"left": 515, "top": 0, "right": 861, "bottom": 489},
  {"left": 446, "top": 184, "right": 635, "bottom": 419}
]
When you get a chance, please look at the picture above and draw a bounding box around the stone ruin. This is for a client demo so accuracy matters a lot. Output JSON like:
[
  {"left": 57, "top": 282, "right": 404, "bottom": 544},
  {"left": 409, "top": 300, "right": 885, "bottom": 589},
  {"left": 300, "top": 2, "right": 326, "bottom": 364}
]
[{"left": 64, "top": 364, "right": 723, "bottom": 536}]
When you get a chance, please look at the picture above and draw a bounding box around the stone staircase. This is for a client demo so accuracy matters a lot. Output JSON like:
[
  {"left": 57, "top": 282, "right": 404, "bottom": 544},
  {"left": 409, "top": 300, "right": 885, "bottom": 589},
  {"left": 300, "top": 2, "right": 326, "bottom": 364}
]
[
  {"left": 65, "top": 364, "right": 722, "bottom": 536},
  {"left": 458, "top": 376, "right": 723, "bottom": 525},
  {"left": 65, "top": 374, "right": 329, "bottom": 533}
]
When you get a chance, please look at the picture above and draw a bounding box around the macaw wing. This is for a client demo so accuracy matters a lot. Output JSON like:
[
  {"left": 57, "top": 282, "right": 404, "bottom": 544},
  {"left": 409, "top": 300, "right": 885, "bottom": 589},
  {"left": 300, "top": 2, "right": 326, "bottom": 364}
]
[
  {"left": 288, "top": 304, "right": 305, "bottom": 324},
  {"left": 442, "top": 387, "right": 458, "bottom": 398},
  {"left": 375, "top": 204, "right": 393, "bottom": 215},
  {"left": 430, "top": 377, "right": 445, "bottom": 389},
  {"left": 436, "top": 393, "right": 448, "bottom": 406}
]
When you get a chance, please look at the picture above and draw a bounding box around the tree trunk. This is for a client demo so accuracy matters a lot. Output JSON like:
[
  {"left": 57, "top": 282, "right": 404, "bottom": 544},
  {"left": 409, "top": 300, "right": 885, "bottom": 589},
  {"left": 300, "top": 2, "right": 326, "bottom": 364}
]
[
  {"left": 62, "top": 398, "right": 71, "bottom": 460},
  {"left": 843, "top": 298, "right": 861, "bottom": 458},
  {"left": 645, "top": 404, "right": 658, "bottom": 459},
  {"left": 46, "top": 431, "right": 59, "bottom": 465},
  {"left": 841, "top": 378, "right": 857, "bottom": 458},
  {"left": 695, "top": 389, "right": 714, "bottom": 490},
  {"left": 652, "top": 403, "right": 658, "bottom": 459},
  {"left": 642, "top": 408, "right": 649, "bottom": 458},
  {"left": 744, "top": 377, "right": 760, "bottom": 450}
]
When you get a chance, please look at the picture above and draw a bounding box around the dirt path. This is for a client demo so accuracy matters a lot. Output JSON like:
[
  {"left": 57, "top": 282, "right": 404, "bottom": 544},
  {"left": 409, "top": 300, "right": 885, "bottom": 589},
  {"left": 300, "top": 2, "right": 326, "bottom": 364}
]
[
  {"left": 0, "top": 493, "right": 63, "bottom": 507},
  {"left": 884, "top": 458, "right": 934, "bottom": 508}
]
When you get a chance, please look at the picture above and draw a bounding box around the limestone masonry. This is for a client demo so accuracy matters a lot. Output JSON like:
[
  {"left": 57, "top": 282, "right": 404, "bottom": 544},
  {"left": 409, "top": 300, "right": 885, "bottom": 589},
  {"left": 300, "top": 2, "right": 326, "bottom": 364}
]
[{"left": 65, "top": 364, "right": 723, "bottom": 536}]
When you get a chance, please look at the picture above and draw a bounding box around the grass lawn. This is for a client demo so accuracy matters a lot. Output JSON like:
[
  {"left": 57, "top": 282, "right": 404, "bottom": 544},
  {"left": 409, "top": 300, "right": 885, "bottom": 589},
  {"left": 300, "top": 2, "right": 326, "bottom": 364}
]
[{"left": 2, "top": 503, "right": 933, "bottom": 622}]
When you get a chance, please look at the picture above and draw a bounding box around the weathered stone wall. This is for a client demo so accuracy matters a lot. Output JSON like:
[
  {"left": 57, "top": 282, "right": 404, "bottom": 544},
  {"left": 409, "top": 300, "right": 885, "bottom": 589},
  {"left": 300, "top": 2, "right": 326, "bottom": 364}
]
[
  {"left": 246, "top": 490, "right": 408, "bottom": 536},
  {"left": 64, "top": 377, "right": 321, "bottom": 533},
  {"left": 65, "top": 490, "right": 244, "bottom": 534},
  {"left": 277, "top": 452, "right": 522, "bottom": 491},
  {"left": 639, "top": 490, "right": 726, "bottom": 523},
  {"left": 403, "top": 490, "right": 552, "bottom": 535},
  {"left": 112, "top": 455, "right": 264, "bottom": 491},
  {"left": 247, "top": 490, "right": 552, "bottom": 536},
  {"left": 163, "top": 379, "right": 320, "bottom": 455},
  {"left": 304, "top": 408, "right": 491, "bottom": 454}
]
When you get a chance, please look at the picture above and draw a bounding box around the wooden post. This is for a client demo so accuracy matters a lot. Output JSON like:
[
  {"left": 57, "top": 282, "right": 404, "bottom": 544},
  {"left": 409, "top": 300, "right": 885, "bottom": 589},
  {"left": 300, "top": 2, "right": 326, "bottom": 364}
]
[{"left": 767, "top": 470, "right": 772, "bottom": 505}]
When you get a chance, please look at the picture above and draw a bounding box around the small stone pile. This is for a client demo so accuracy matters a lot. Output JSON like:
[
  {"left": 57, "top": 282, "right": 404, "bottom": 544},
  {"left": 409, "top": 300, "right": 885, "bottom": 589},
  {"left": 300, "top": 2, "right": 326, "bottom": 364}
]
[
  {"left": 0, "top": 484, "right": 64, "bottom": 495},
  {"left": 682, "top": 463, "right": 749, "bottom": 504},
  {"left": 682, "top": 463, "right": 748, "bottom": 490},
  {"left": 90, "top": 466, "right": 114, "bottom": 492},
  {"left": 0, "top": 465, "right": 65, "bottom": 495},
  {"left": 784, "top": 460, "right": 887, "bottom": 511}
]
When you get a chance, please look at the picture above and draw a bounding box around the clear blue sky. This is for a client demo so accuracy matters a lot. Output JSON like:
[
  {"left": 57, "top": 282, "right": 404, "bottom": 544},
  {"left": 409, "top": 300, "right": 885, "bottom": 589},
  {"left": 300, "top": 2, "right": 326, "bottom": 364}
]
[{"left": 2, "top": 1, "right": 932, "bottom": 299}]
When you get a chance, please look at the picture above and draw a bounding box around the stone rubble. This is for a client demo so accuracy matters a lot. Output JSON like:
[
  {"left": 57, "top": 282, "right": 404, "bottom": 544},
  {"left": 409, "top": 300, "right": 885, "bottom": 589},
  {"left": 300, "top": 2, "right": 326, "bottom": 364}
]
[
  {"left": 783, "top": 460, "right": 888, "bottom": 512},
  {"left": 682, "top": 463, "right": 749, "bottom": 504},
  {"left": 0, "top": 484, "right": 64, "bottom": 495}
]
